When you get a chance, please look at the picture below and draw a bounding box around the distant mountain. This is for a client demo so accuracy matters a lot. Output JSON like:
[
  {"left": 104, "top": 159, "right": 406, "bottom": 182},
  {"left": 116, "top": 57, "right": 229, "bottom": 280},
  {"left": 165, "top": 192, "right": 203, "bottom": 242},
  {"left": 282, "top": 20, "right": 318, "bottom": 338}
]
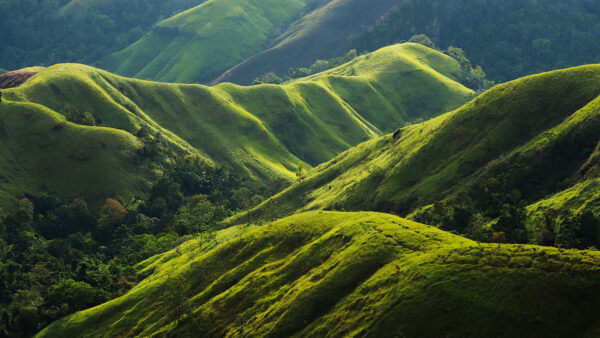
[
  {"left": 0, "top": 0, "right": 204, "bottom": 70},
  {"left": 105, "top": 0, "right": 600, "bottom": 85},
  {"left": 228, "top": 65, "right": 600, "bottom": 246},
  {"left": 101, "top": 0, "right": 323, "bottom": 83},
  {"left": 0, "top": 43, "right": 472, "bottom": 208},
  {"left": 37, "top": 211, "right": 600, "bottom": 337}
]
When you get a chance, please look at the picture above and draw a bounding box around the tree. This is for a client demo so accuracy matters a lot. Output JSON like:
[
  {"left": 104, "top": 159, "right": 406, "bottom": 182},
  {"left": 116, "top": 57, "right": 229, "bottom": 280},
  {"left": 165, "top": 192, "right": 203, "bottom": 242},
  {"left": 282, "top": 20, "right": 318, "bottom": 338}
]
[
  {"left": 97, "top": 199, "right": 126, "bottom": 241},
  {"left": 44, "top": 279, "right": 108, "bottom": 316},
  {"left": 296, "top": 163, "right": 305, "bottom": 181},
  {"left": 408, "top": 34, "right": 436, "bottom": 49}
]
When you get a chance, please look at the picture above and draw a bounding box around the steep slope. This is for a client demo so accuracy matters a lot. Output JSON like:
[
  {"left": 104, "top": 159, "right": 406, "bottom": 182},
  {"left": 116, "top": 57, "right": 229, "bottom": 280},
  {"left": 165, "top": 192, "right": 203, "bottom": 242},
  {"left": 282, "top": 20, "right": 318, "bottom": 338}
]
[
  {"left": 102, "top": 0, "right": 321, "bottom": 83},
  {"left": 228, "top": 65, "right": 600, "bottom": 224},
  {"left": 1, "top": 44, "right": 472, "bottom": 201},
  {"left": 37, "top": 211, "right": 600, "bottom": 337}
]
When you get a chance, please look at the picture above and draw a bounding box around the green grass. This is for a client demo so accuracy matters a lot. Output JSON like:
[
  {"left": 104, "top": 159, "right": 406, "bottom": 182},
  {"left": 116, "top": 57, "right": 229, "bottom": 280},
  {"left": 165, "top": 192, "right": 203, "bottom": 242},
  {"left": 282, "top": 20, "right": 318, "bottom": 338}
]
[
  {"left": 0, "top": 68, "right": 8, "bottom": 75},
  {"left": 37, "top": 211, "right": 600, "bottom": 337},
  {"left": 0, "top": 44, "right": 471, "bottom": 206},
  {"left": 102, "top": 0, "right": 320, "bottom": 83},
  {"left": 0, "top": 100, "right": 151, "bottom": 209},
  {"left": 227, "top": 64, "right": 600, "bottom": 224}
]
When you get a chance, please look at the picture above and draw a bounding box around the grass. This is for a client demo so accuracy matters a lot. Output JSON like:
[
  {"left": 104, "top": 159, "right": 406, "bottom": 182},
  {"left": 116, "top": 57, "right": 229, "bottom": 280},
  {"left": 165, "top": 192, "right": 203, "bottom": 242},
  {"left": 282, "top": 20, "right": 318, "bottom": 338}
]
[
  {"left": 0, "top": 44, "right": 471, "bottom": 206},
  {"left": 226, "top": 64, "right": 600, "bottom": 224},
  {"left": 0, "top": 100, "right": 150, "bottom": 210},
  {"left": 102, "top": 0, "right": 321, "bottom": 83},
  {"left": 36, "top": 211, "right": 600, "bottom": 337}
]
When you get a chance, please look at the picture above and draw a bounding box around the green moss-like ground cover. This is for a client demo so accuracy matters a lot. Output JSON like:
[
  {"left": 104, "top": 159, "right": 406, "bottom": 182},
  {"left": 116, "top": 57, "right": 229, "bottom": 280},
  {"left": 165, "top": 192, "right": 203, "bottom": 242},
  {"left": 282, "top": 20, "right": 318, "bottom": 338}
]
[{"left": 37, "top": 211, "right": 600, "bottom": 337}]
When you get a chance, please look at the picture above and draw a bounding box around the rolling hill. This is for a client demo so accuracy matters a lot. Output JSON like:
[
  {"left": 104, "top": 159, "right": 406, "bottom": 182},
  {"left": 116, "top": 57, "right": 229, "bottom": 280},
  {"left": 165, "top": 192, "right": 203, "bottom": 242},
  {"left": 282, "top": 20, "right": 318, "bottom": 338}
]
[
  {"left": 37, "top": 211, "right": 600, "bottom": 337},
  {"left": 227, "top": 65, "right": 600, "bottom": 232},
  {"left": 0, "top": 43, "right": 473, "bottom": 207}
]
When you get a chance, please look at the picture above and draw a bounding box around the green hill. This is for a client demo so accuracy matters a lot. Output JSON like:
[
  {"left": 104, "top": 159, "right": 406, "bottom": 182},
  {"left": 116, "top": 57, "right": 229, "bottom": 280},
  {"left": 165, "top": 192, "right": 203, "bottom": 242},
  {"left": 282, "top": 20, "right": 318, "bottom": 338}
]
[
  {"left": 0, "top": 100, "right": 157, "bottom": 210},
  {"left": 227, "top": 65, "right": 600, "bottom": 239},
  {"left": 37, "top": 211, "right": 600, "bottom": 337},
  {"left": 0, "top": 44, "right": 472, "bottom": 206},
  {"left": 102, "top": 0, "right": 321, "bottom": 83}
]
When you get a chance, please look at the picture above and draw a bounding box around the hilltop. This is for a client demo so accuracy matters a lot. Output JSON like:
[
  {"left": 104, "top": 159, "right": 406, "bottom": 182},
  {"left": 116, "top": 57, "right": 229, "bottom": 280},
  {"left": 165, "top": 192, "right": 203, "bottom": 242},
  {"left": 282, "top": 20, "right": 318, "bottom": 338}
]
[
  {"left": 37, "top": 211, "right": 600, "bottom": 337},
  {"left": 228, "top": 65, "right": 600, "bottom": 245},
  {"left": 0, "top": 43, "right": 472, "bottom": 207}
]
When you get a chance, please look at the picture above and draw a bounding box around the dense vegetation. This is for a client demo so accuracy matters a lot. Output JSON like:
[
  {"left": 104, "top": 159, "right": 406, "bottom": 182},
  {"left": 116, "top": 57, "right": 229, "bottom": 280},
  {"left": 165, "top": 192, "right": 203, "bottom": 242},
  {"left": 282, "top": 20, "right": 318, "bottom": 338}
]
[
  {"left": 0, "top": 152, "right": 279, "bottom": 337},
  {"left": 37, "top": 211, "right": 600, "bottom": 337},
  {"left": 350, "top": 0, "right": 600, "bottom": 82},
  {"left": 0, "top": 0, "right": 203, "bottom": 71},
  {"left": 230, "top": 65, "right": 600, "bottom": 250}
]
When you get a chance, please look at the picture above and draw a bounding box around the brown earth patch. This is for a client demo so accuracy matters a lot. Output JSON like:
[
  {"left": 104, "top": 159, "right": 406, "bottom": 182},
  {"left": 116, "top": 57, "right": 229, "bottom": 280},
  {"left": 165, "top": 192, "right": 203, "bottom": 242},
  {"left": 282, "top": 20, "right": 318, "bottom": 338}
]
[{"left": 0, "top": 70, "right": 39, "bottom": 89}]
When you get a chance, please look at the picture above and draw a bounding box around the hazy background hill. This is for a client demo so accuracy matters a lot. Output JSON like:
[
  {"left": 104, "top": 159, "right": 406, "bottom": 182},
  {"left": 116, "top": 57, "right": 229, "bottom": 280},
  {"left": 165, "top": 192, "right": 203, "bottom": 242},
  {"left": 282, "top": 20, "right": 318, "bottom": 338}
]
[{"left": 2, "top": 0, "right": 600, "bottom": 85}]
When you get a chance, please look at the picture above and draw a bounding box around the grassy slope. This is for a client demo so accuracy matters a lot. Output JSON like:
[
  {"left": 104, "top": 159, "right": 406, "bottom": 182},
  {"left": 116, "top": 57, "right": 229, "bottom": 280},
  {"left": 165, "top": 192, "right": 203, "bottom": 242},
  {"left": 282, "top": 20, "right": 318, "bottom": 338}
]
[
  {"left": 0, "top": 68, "right": 8, "bottom": 75},
  {"left": 102, "top": 0, "right": 319, "bottom": 83},
  {"left": 2, "top": 44, "right": 471, "bottom": 192},
  {"left": 37, "top": 211, "right": 600, "bottom": 337},
  {"left": 215, "top": 0, "right": 400, "bottom": 85},
  {"left": 0, "top": 100, "right": 150, "bottom": 209},
  {"left": 227, "top": 65, "right": 600, "bottom": 224}
]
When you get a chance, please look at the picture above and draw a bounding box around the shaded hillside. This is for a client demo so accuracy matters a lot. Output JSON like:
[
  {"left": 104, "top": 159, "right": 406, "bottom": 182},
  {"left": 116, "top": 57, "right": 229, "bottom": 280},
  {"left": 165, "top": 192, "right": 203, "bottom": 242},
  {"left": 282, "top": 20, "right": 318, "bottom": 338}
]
[
  {"left": 0, "top": 44, "right": 471, "bottom": 207},
  {"left": 0, "top": 0, "right": 203, "bottom": 70},
  {"left": 214, "top": 0, "right": 399, "bottom": 85},
  {"left": 102, "top": 0, "right": 321, "bottom": 83},
  {"left": 218, "top": 0, "right": 600, "bottom": 84},
  {"left": 0, "top": 101, "right": 154, "bottom": 210},
  {"left": 227, "top": 65, "right": 600, "bottom": 240},
  {"left": 37, "top": 211, "right": 600, "bottom": 337},
  {"left": 351, "top": 0, "right": 600, "bottom": 83}
]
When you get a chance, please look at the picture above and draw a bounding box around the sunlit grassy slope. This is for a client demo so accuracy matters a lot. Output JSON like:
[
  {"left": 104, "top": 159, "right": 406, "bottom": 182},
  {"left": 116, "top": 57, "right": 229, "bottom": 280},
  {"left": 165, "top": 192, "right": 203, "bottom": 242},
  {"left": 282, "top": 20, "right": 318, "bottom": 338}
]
[
  {"left": 0, "top": 101, "right": 151, "bottom": 209},
  {"left": 37, "top": 211, "right": 600, "bottom": 337},
  {"left": 102, "top": 0, "right": 320, "bottom": 83},
  {"left": 1, "top": 44, "right": 472, "bottom": 207},
  {"left": 228, "top": 65, "right": 600, "bottom": 224}
]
